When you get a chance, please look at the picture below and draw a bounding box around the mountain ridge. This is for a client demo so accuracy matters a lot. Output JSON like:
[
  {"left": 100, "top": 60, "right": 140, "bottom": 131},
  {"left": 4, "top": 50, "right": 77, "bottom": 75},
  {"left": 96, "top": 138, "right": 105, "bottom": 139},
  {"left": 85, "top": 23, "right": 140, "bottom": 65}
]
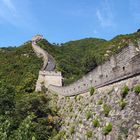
[
  {"left": 36, "top": 31, "right": 140, "bottom": 85},
  {"left": 0, "top": 30, "right": 140, "bottom": 140}
]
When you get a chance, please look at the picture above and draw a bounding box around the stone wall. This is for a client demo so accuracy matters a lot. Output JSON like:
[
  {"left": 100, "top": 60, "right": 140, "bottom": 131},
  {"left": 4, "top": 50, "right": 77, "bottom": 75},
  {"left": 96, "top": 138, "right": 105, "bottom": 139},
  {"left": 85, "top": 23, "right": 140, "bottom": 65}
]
[
  {"left": 48, "top": 41, "right": 140, "bottom": 96},
  {"left": 32, "top": 35, "right": 62, "bottom": 91},
  {"left": 32, "top": 41, "right": 49, "bottom": 70},
  {"left": 32, "top": 34, "right": 43, "bottom": 42},
  {"left": 35, "top": 71, "right": 62, "bottom": 91},
  {"left": 48, "top": 75, "right": 140, "bottom": 140}
]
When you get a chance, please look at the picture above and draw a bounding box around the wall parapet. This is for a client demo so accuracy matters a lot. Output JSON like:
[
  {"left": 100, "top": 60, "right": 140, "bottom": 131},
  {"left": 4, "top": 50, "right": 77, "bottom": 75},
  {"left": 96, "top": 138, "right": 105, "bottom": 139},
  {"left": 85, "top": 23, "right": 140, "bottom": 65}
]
[
  {"left": 39, "top": 71, "right": 62, "bottom": 76},
  {"left": 48, "top": 41, "right": 140, "bottom": 96}
]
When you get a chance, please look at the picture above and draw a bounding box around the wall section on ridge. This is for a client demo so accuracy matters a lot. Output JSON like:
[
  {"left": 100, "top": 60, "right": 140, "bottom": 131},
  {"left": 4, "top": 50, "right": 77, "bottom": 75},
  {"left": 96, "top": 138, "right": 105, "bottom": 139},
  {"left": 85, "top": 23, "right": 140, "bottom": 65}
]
[
  {"left": 32, "top": 35, "right": 63, "bottom": 91},
  {"left": 48, "top": 41, "right": 140, "bottom": 96}
]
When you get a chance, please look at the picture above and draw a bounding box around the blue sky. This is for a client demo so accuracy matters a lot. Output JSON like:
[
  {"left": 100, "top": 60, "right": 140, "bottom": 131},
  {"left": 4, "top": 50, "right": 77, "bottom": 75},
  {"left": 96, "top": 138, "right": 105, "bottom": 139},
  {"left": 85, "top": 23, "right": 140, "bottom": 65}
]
[{"left": 0, "top": 0, "right": 140, "bottom": 47}]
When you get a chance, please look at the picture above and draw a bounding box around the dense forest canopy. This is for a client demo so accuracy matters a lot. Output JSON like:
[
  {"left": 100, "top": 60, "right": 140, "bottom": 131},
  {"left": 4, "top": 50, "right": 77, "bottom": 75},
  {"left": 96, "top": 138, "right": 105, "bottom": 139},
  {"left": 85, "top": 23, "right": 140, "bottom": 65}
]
[{"left": 0, "top": 43, "right": 60, "bottom": 140}]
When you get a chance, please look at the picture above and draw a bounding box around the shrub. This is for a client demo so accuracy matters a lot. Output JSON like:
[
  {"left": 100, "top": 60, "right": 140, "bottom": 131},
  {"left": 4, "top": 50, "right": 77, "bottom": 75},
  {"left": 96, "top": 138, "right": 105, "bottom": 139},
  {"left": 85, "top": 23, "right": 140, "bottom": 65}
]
[
  {"left": 103, "top": 123, "right": 113, "bottom": 135},
  {"left": 69, "top": 106, "right": 73, "bottom": 112},
  {"left": 86, "top": 130, "right": 92, "bottom": 138},
  {"left": 78, "top": 107, "right": 82, "bottom": 111},
  {"left": 52, "top": 130, "right": 66, "bottom": 140},
  {"left": 74, "top": 95, "right": 78, "bottom": 101},
  {"left": 107, "top": 88, "right": 114, "bottom": 94},
  {"left": 0, "top": 82, "right": 15, "bottom": 114},
  {"left": 10, "top": 114, "right": 36, "bottom": 140},
  {"left": 137, "top": 28, "right": 140, "bottom": 32},
  {"left": 77, "top": 95, "right": 82, "bottom": 101},
  {"left": 119, "top": 126, "right": 128, "bottom": 138},
  {"left": 134, "top": 85, "right": 140, "bottom": 94},
  {"left": 52, "top": 134, "right": 61, "bottom": 140},
  {"left": 70, "top": 126, "right": 75, "bottom": 134},
  {"left": 60, "top": 130, "right": 66, "bottom": 136},
  {"left": 103, "top": 104, "right": 111, "bottom": 117},
  {"left": 119, "top": 99, "right": 127, "bottom": 110},
  {"left": 93, "top": 112, "right": 96, "bottom": 116},
  {"left": 97, "top": 98, "right": 103, "bottom": 105},
  {"left": 66, "top": 97, "right": 70, "bottom": 100},
  {"left": 79, "top": 120, "right": 82, "bottom": 124},
  {"left": 93, "top": 119, "right": 100, "bottom": 127},
  {"left": 89, "top": 87, "right": 95, "bottom": 96},
  {"left": 118, "top": 135, "right": 123, "bottom": 140},
  {"left": 86, "top": 111, "right": 92, "bottom": 120},
  {"left": 121, "top": 85, "right": 129, "bottom": 98}
]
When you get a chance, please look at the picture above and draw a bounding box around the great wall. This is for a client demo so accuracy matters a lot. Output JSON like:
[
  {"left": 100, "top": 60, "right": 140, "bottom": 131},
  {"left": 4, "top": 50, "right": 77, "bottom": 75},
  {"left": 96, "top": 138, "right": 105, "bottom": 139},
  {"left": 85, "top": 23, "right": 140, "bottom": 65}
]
[
  {"left": 32, "top": 35, "right": 140, "bottom": 140},
  {"left": 32, "top": 35, "right": 140, "bottom": 96}
]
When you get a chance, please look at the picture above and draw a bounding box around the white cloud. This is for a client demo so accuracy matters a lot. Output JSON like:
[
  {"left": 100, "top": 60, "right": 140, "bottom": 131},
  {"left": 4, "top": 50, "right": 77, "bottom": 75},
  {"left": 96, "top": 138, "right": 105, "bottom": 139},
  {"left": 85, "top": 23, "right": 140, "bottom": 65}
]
[
  {"left": 0, "top": 0, "right": 38, "bottom": 30},
  {"left": 2, "top": 0, "right": 16, "bottom": 12},
  {"left": 0, "top": 0, "right": 22, "bottom": 26},
  {"left": 96, "top": 9, "right": 113, "bottom": 27},
  {"left": 96, "top": 0, "right": 115, "bottom": 27}
]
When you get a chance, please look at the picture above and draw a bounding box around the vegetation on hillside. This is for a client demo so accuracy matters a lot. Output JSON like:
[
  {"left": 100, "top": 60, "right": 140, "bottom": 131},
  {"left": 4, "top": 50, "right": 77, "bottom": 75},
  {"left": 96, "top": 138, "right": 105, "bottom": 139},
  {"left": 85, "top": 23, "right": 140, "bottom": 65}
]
[
  {"left": 0, "top": 43, "right": 60, "bottom": 139},
  {"left": 0, "top": 31, "right": 140, "bottom": 139},
  {"left": 37, "top": 31, "right": 140, "bottom": 85},
  {"left": 0, "top": 42, "right": 42, "bottom": 89}
]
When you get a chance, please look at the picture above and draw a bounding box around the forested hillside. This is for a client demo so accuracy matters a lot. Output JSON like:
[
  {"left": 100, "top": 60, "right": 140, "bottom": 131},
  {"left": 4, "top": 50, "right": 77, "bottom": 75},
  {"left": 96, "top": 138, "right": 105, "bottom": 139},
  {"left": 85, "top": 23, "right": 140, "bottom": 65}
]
[
  {"left": 0, "top": 43, "right": 60, "bottom": 140},
  {"left": 37, "top": 31, "right": 140, "bottom": 85},
  {"left": 0, "top": 31, "right": 140, "bottom": 139},
  {"left": 0, "top": 42, "right": 41, "bottom": 89}
]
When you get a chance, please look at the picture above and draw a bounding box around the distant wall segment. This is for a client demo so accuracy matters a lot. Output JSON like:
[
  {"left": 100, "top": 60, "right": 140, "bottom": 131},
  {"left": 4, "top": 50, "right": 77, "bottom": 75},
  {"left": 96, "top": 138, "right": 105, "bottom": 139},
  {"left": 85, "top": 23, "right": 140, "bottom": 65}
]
[
  {"left": 32, "top": 35, "right": 63, "bottom": 91},
  {"left": 32, "top": 35, "right": 49, "bottom": 70}
]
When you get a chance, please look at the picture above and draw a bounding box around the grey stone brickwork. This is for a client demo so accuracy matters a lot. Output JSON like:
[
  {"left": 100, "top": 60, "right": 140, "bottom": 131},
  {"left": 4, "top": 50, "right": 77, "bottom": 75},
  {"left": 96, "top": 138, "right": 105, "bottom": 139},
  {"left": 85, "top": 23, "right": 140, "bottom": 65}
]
[
  {"left": 32, "top": 35, "right": 56, "bottom": 71},
  {"left": 48, "top": 41, "right": 140, "bottom": 96},
  {"left": 48, "top": 75, "right": 140, "bottom": 140},
  {"left": 32, "top": 35, "right": 62, "bottom": 91}
]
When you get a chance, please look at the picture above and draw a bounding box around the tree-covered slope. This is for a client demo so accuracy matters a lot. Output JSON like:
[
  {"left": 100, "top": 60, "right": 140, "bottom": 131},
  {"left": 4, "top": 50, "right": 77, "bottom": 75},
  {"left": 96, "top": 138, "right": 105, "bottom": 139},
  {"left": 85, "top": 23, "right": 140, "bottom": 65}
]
[
  {"left": 37, "top": 31, "right": 140, "bottom": 85},
  {"left": 0, "top": 43, "right": 60, "bottom": 140},
  {"left": 0, "top": 42, "right": 42, "bottom": 91}
]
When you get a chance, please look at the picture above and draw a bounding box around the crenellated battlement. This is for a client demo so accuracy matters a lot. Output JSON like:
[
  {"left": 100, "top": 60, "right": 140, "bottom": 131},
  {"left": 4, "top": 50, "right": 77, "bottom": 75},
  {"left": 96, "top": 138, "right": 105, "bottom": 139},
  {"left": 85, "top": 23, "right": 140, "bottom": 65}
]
[
  {"left": 48, "top": 40, "right": 140, "bottom": 96},
  {"left": 35, "top": 70, "right": 62, "bottom": 91},
  {"left": 39, "top": 71, "right": 62, "bottom": 76},
  {"left": 32, "top": 34, "right": 43, "bottom": 42},
  {"left": 31, "top": 35, "right": 62, "bottom": 91},
  {"left": 32, "top": 36, "right": 140, "bottom": 95}
]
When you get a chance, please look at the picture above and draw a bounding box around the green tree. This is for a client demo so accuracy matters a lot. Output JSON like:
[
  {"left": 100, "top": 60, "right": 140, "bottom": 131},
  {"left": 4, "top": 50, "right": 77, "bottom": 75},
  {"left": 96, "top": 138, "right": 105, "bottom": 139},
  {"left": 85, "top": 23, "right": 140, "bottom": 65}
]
[{"left": 0, "top": 81, "right": 15, "bottom": 114}]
